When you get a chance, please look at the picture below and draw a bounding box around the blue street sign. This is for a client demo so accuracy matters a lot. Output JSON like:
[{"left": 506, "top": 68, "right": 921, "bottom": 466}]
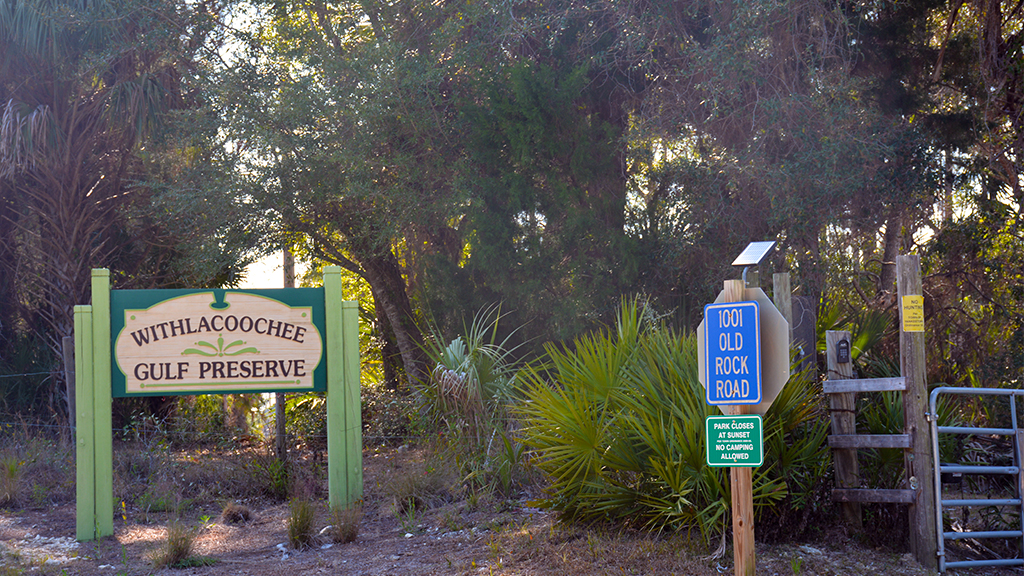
[{"left": 704, "top": 301, "right": 761, "bottom": 405}]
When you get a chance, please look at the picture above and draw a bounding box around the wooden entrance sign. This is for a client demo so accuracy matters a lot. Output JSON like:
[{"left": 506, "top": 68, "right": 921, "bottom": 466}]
[{"left": 73, "top": 267, "right": 362, "bottom": 541}]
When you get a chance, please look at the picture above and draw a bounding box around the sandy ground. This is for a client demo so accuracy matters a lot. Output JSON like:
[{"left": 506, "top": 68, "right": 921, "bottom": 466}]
[{"left": 0, "top": 447, "right": 1020, "bottom": 575}]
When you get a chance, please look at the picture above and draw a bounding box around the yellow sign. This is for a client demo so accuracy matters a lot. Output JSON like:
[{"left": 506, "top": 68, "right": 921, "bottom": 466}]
[{"left": 902, "top": 295, "right": 924, "bottom": 332}]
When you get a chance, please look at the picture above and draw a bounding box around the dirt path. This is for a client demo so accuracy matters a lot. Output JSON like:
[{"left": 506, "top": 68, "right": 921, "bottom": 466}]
[{"left": 0, "top": 447, "right": 1019, "bottom": 575}]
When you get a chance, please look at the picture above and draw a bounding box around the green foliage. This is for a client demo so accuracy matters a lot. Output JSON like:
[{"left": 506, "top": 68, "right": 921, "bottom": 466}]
[
  {"left": 815, "top": 301, "right": 893, "bottom": 365},
  {"left": 383, "top": 452, "right": 459, "bottom": 516},
  {"left": 420, "top": 304, "right": 523, "bottom": 442},
  {"left": 286, "top": 393, "right": 327, "bottom": 451},
  {"left": 419, "top": 305, "right": 535, "bottom": 497},
  {"left": 857, "top": 390, "right": 963, "bottom": 489},
  {"left": 0, "top": 433, "right": 73, "bottom": 509},
  {"left": 169, "top": 395, "right": 230, "bottom": 443},
  {"left": 136, "top": 484, "right": 186, "bottom": 516},
  {"left": 0, "top": 333, "right": 53, "bottom": 422},
  {"left": 457, "top": 61, "right": 638, "bottom": 345},
  {"left": 517, "top": 299, "right": 828, "bottom": 540},
  {"left": 0, "top": 453, "right": 20, "bottom": 507},
  {"left": 361, "top": 385, "right": 422, "bottom": 444},
  {"left": 0, "top": 0, "right": 258, "bottom": 426},
  {"left": 926, "top": 212, "right": 1024, "bottom": 389},
  {"left": 263, "top": 458, "right": 290, "bottom": 501}
]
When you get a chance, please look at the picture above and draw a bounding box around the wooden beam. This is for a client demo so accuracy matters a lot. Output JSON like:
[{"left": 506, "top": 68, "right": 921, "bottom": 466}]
[
  {"left": 898, "top": 254, "right": 937, "bottom": 570},
  {"left": 829, "top": 434, "right": 912, "bottom": 449},
  {"left": 772, "top": 273, "right": 793, "bottom": 341},
  {"left": 824, "top": 377, "right": 906, "bottom": 394},
  {"left": 833, "top": 489, "right": 917, "bottom": 504},
  {"left": 74, "top": 305, "right": 95, "bottom": 541},
  {"left": 90, "top": 269, "right": 113, "bottom": 539},
  {"left": 724, "top": 279, "right": 755, "bottom": 576},
  {"left": 826, "top": 330, "right": 862, "bottom": 530}
]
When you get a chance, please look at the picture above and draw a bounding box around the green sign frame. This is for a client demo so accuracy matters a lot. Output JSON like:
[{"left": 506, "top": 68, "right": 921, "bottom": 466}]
[
  {"left": 110, "top": 288, "right": 327, "bottom": 397},
  {"left": 74, "top": 268, "right": 362, "bottom": 541},
  {"left": 706, "top": 414, "right": 764, "bottom": 467}
]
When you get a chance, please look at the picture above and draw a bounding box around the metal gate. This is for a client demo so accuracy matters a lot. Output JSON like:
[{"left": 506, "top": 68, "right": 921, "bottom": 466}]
[{"left": 931, "top": 386, "right": 1024, "bottom": 571}]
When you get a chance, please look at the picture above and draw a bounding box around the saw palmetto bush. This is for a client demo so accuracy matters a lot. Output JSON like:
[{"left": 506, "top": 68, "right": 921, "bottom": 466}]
[
  {"left": 420, "top": 304, "right": 523, "bottom": 441},
  {"left": 517, "top": 299, "right": 829, "bottom": 541},
  {"left": 419, "top": 304, "right": 533, "bottom": 495}
]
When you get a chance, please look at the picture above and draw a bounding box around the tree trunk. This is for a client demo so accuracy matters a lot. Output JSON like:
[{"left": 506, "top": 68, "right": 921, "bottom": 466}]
[
  {"left": 359, "top": 250, "right": 428, "bottom": 387},
  {"left": 372, "top": 294, "right": 403, "bottom": 391},
  {"left": 879, "top": 208, "right": 902, "bottom": 296}
]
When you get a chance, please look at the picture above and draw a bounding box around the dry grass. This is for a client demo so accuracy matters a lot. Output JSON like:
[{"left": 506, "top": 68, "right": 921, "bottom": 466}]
[
  {"left": 0, "top": 454, "right": 21, "bottom": 507},
  {"left": 383, "top": 450, "right": 460, "bottom": 516},
  {"left": 328, "top": 502, "right": 362, "bottom": 543},
  {"left": 287, "top": 498, "right": 317, "bottom": 550},
  {"left": 220, "top": 501, "right": 251, "bottom": 524},
  {"left": 151, "top": 521, "right": 200, "bottom": 568},
  {"left": 0, "top": 435, "right": 74, "bottom": 509}
]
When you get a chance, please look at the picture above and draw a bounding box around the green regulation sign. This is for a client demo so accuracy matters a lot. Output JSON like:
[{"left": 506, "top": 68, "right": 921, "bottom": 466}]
[{"left": 706, "top": 415, "right": 764, "bottom": 467}]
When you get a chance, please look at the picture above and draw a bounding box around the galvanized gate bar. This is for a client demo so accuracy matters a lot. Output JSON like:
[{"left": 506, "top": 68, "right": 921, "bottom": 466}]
[
  {"left": 944, "top": 498, "right": 1021, "bottom": 506},
  {"left": 945, "top": 559, "right": 1024, "bottom": 570},
  {"left": 940, "top": 465, "right": 1019, "bottom": 475},
  {"left": 931, "top": 386, "right": 1024, "bottom": 572},
  {"left": 943, "top": 530, "right": 1024, "bottom": 540},
  {"left": 938, "top": 425, "right": 1016, "bottom": 435}
]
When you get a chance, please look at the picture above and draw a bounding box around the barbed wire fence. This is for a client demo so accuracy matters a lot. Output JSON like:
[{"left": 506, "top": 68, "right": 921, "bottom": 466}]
[{"left": 0, "top": 368, "right": 431, "bottom": 448}]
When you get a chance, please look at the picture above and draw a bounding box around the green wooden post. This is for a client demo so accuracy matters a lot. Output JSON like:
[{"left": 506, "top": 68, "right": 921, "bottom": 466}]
[
  {"left": 342, "top": 300, "right": 363, "bottom": 503},
  {"left": 325, "top": 266, "right": 363, "bottom": 509},
  {"left": 91, "top": 269, "right": 114, "bottom": 537},
  {"left": 74, "top": 305, "right": 96, "bottom": 541}
]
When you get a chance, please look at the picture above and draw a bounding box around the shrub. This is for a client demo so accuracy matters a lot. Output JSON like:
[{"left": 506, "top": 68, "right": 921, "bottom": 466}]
[
  {"left": 419, "top": 304, "right": 524, "bottom": 446},
  {"left": 0, "top": 435, "right": 75, "bottom": 508},
  {"left": 221, "top": 501, "right": 251, "bottom": 524},
  {"left": 383, "top": 452, "right": 459, "bottom": 515},
  {"left": 286, "top": 393, "right": 327, "bottom": 452},
  {"left": 517, "top": 299, "right": 828, "bottom": 542},
  {"left": 328, "top": 502, "right": 362, "bottom": 543},
  {"left": 362, "top": 384, "right": 421, "bottom": 444},
  {"left": 152, "top": 521, "right": 205, "bottom": 568},
  {"left": 0, "top": 454, "right": 21, "bottom": 507},
  {"left": 287, "top": 498, "right": 317, "bottom": 549}
]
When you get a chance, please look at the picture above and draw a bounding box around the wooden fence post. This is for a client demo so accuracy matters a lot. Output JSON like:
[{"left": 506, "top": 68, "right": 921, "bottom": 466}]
[
  {"left": 325, "top": 266, "right": 363, "bottom": 509},
  {"left": 62, "top": 336, "right": 76, "bottom": 439},
  {"left": 826, "top": 330, "right": 862, "bottom": 530},
  {"left": 897, "top": 254, "right": 937, "bottom": 570},
  {"left": 90, "top": 269, "right": 113, "bottom": 538},
  {"left": 772, "top": 273, "right": 792, "bottom": 339},
  {"left": 74, "top": 305, "right": 96, "bottom": 541}
]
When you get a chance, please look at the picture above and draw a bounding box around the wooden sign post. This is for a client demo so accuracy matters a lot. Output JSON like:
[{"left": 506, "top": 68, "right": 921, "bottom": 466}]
[
  {"left": 898, "top": 255, "right": 937, "bottom": 570},
  {"left": 722, "top": 279, "right": 756, "bottom": 576},
  {"left": 696, "top": 243, "right": 789, "bottom": 576},
  {"left": 698, "top": 275, "right": 790, "bottom": 575},
  {"left": 73, "top": 266, "right": 363, "bottom": 541}
]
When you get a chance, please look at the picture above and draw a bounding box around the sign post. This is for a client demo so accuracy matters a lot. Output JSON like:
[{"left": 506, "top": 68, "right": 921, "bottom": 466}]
[
  {"left": 697, "top": 242, "right": 788, "bottom": 576},
  {"left": 74, "top": 267, "right": 363, "bottom": 541},
  {"left": 717, "top": 279, "right": 757, "bottom": 576}
]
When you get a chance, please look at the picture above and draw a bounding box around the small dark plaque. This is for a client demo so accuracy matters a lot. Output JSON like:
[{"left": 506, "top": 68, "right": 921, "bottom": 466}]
[{"left": 837, "top": 339, "right": 851, "bottom": 364}]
